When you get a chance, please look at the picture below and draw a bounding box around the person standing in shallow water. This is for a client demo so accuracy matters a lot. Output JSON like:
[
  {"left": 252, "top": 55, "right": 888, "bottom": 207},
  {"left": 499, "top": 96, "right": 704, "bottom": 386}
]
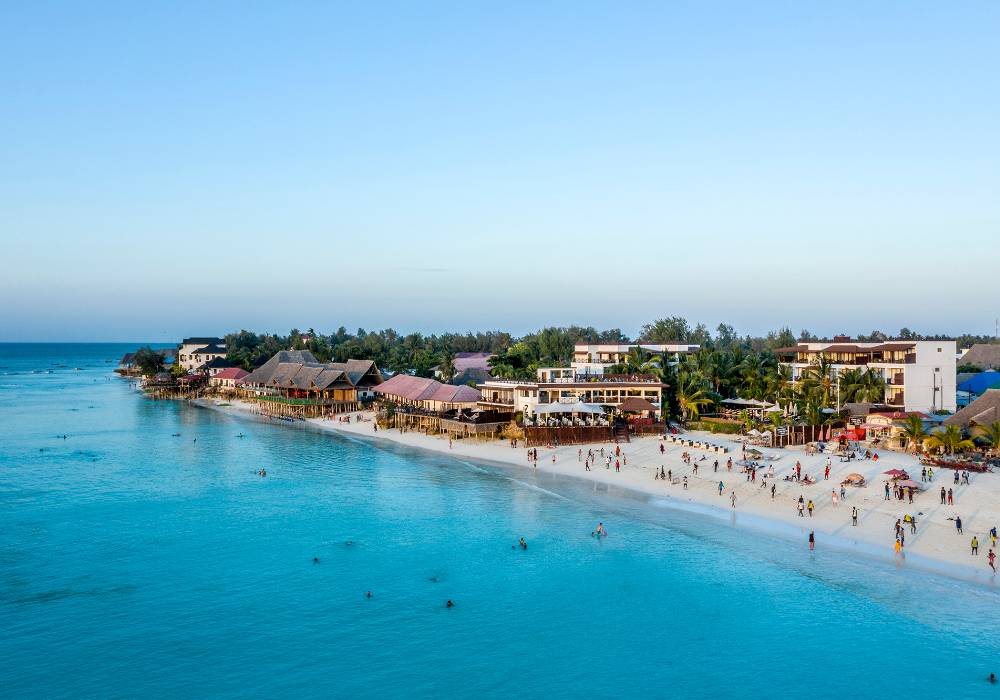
[{"left": 808, "top": 531, "right": 815, "bottom": 551}]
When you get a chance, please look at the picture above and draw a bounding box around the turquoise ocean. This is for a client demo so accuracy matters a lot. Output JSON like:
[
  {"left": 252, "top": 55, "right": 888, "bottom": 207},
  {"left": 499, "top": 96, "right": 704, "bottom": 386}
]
[{"left": 1, "top": 343, "right": 998, "bottom": 699}]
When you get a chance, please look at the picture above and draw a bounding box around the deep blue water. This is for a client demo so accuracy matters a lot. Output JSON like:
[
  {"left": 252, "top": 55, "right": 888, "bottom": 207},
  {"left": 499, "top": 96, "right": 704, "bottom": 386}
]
[{"left": 1, "top": 343, "right": 999, "bottom": 699}]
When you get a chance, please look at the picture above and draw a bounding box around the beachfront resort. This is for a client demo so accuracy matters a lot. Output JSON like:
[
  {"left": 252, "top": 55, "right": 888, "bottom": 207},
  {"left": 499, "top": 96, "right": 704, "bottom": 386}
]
[{"left": 117, "top": 330, "right": 1000, "bottom": 577}]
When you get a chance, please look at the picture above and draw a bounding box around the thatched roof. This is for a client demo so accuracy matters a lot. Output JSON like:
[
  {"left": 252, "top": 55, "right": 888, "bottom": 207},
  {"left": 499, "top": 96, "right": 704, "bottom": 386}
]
[
  {"left": 242, "top": 350, "right": 382, "bottom": 391},
  {"left": 944, "top": 389, "right": 1000, "bottom": 428},
  {"left": 373, "top": 374, "right": 481, "bottom": 404},
  {"left": 960, "top": 344, "right": 1000, "bottom": 370},
  {"left": 619, "top": 397, "right": 660, "bottom": 413}
]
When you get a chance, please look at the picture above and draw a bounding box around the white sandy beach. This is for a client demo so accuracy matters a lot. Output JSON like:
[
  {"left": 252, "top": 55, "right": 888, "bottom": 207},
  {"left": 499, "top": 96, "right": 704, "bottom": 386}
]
[{"left": 201, "top": 398, "right": 1000, "bottom": 584}]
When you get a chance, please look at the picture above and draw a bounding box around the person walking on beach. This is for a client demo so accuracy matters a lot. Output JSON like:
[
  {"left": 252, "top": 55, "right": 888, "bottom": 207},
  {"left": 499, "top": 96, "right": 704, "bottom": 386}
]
[
  {"left": 660, "top": 443, "right": 665, "bottom": 455},
  {"left": 615, "top": 459, "right": 620, "bottom": 473},
  {"left": 714, "top": 460, "right": 719, "bottom": 473},
  {"left": 852, "top": 506, "right": 858, "bottom": 526},
  {"left": 839, "top": 484, "right": 846, "bottom": 501},
  {"left": 948, "top": 488, "right": 954, "bottom": 505},
  {"left": 972, "top": 536, "right": 979, "bottom": 555},
  {"left": 831, "top": 490, "right": 838, "bottom": 508},
  {"left": 940, "top": 486, "right": 946, "bottom": 504},
  {"left": 727, "top": 457, "right": 733, "bottom": 472},
  {"left": 771, "top": 483, "right": 776, "bottom": 499},
  {"left": 884, "top": 482, "right": 891, "bottom": 500},
  {"left": 730, "top": 492, "right": 737, "bottom": 509},
  {"left": 824, "top": 464, "right": 830, "bottom": 480},
  {"left": 808, "top": 530, "right": 815, "bottom": 551},
  {"left": 894, "top": 538, "right": 902, "bottom": 556},
  {"left": 921, "top": 467, "right": 927, "bottom": 482},
  {"left": 989, "top": 549, "right": 996, "bottom": 573},
  {"left": 798, "top": 501, "right": 805, "bottom": 517},
  {"left": 956, "top": 515, "right": 963, "bottom": 534},
  {"left": 683, "top": 476, "right": 688, "bottom": 490},
  {"left": 991, "top": 526, "right": 998, "bottom": 548},
  {"left": 718, "top": 481, "right": 724, "bottom": 496},
  {"left": 807, "top": 500, "right": 814, "bottom": 517}
]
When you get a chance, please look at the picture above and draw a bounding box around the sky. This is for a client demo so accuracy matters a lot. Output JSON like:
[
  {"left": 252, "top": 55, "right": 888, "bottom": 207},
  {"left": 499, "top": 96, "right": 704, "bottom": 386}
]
[{"left": 1, "top": 1, "right": 998, "bottom": 342}]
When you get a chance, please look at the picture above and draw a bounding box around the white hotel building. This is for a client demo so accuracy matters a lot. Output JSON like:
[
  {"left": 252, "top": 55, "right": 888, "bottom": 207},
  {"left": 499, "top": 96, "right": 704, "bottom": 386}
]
[
  {"left": 775, "top": 338, "right": 956, "bottom": 413},
  {"left": 571, "top": 343, "right": 699, "bottom": 375}
]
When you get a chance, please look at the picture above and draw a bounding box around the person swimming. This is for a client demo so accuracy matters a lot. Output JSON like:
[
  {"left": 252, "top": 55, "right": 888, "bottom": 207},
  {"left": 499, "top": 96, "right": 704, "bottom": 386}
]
[
  {"left": 365, "top": 591, "right": 373, "bottom": 599},
  {"left": 592, "top": 523, "right": 607, "bottom": 537},
  {"left": 446, "top": 600, "right": 455, "bottom": 608},
  {"left": 519, "top": 537, "right": 527, "bottom": 550},
  {"left": 313, "top": 557, "right": 319, "bottom": 563}
]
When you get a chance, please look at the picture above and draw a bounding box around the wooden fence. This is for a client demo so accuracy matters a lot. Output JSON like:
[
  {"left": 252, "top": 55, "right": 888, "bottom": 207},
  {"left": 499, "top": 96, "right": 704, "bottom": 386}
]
[{"left": 524, "top": 426, "right": 614, "bottom": 447}]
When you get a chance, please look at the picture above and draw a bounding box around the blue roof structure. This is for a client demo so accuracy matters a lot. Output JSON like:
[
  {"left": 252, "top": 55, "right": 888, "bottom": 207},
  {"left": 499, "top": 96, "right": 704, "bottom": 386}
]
[{"left": 957, "top": 371, "right": 1000, "bottom": 395}]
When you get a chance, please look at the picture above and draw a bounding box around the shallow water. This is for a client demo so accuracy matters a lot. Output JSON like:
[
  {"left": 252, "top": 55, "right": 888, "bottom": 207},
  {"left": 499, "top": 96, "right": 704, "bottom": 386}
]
[{"left": 1, "top": 343, "right": 998, "bottom": 699}]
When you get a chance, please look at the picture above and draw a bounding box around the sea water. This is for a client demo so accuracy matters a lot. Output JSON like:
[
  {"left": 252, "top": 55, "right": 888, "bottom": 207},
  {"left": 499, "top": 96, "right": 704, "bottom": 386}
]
[{"left": 1, "top": 343, "right": 998, "bottom": 699}]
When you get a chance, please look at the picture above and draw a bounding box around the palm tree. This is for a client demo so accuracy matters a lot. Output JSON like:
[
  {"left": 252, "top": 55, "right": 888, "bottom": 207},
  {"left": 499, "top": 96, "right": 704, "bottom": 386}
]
[
  {"left": 974, "top": 421, "right": 1000, "bottom": 453},
  {"left": 839, "top": 368, "right": 886, "bottom": 404},
  {"left": 799, "top": 356, "right": 837, "bottom": 408},
  {"left": 899, "top": 414, "right": 929, "bottom": 453},
  {"left": 798, "top": 398, "right": 832, "bottom": 442},
  {"left": 925, "top": 425, "right": 975, "bottom": 455},
  {"left": 675, "top": 370, "right": 714, "bottom": 422}
]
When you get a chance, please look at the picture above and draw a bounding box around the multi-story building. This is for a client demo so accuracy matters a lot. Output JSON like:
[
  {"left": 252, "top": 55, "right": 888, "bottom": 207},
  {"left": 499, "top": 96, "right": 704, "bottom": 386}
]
[
  {"left": 775, "top": 338, "right": 956, "bottom": 413},
  {"left": 571, "top": 342, "right": 698, "bottom": 376},
  {"left": 478, "top": 367, "right": 664, "bottom": 419},
  {"left": 177, "top": 337, "right": 227, "bottom": 372}
]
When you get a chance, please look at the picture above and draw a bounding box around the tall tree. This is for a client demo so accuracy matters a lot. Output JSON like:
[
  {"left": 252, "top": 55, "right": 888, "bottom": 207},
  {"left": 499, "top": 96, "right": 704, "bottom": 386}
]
[{"left": 132, "top": 346, "right": 165, "bottom": 377}]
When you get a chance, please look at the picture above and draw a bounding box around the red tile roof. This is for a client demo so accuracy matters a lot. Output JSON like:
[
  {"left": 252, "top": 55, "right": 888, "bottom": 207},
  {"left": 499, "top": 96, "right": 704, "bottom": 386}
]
[{"left": 214, "top": 367, "right": 249, "bottom": 381}]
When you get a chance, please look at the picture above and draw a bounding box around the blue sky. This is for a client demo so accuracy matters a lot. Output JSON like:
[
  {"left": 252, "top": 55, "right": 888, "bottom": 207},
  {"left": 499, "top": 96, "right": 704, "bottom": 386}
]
[{"left": 1, "top": 1, "right": 997, "bottom": 341}]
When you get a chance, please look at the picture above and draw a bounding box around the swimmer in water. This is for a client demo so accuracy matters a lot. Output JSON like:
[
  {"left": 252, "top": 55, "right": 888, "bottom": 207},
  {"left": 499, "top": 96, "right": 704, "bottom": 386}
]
[
  {"left": 592, "top": 523, "right": 607, "bottom": 537},
  {"left": 446, "top": 600, "right": 455, "bottom": 608},
  {"left": 313, "top": 557, "right": 319, "bottom": 563},
  {"left": 519, "top": 537, "right": 527, "bottom": 550},
  {"left": 365, "top": 591, "right": 373, "bottom": 599}
]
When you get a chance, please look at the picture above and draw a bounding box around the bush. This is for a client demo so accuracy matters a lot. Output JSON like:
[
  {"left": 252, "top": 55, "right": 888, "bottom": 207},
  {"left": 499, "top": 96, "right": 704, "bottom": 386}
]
[{"left": 689, "top": 420, "right": 742, "bottom": 435}]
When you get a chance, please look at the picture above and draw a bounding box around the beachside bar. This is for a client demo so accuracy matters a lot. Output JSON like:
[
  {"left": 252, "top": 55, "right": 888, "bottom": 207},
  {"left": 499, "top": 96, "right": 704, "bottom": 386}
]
[
  {"left": 372, "top": 374, "right": 511, "bottom": 437},
  {"left": 239, "top": 350, "right": 383, "bottom": 418}
]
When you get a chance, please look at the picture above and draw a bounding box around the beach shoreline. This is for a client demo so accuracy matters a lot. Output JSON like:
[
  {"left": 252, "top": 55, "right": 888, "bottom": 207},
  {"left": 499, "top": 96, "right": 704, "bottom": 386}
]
[{"left": 190, "top": 396, "right": 1000, "bottom": 587}]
